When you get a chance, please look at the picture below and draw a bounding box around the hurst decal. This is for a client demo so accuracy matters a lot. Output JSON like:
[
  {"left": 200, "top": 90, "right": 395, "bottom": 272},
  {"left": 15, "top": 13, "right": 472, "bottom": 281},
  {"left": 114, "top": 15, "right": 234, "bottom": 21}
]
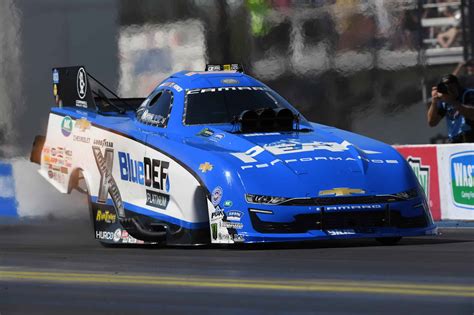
[{"left": 92, "top": 146, "right": 125, "bottom": 217}]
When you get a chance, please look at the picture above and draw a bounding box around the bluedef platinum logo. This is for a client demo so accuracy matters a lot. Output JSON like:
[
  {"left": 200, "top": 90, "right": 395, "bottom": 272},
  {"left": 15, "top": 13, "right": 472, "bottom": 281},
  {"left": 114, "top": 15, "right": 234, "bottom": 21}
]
[
  {"left": 118, "top": 152, "right": 170, "bottom": 192},
  {"left": 146, "top": 190, "right": 170, "bottom": 210}
]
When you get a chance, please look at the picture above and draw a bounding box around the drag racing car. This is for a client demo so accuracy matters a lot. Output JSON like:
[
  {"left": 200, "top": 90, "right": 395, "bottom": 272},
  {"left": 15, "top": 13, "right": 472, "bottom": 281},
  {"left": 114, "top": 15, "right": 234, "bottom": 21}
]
[{"left": 31, "top": 64, "right": 436, "bottom": 246}]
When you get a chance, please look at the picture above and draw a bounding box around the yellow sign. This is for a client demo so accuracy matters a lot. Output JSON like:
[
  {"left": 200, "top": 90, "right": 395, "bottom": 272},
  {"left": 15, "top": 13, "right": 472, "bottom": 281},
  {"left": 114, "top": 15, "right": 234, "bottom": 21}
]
[
  {"left": 75, "top": 118, "right": 91, "bottom": 131},
  {"left": 319, "top": 188, "right": 366, "bottom": 197},
  {"left": 96, "top": 210, "right": 116, "bottom": 223},
  {"left": 199, "top": 162, "right": 213, "bottom": 173}
]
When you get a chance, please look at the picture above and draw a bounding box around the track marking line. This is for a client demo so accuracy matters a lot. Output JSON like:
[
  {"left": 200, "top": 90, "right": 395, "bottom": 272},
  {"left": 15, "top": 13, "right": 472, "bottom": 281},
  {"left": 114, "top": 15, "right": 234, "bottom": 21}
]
[{"left": 0, "top": 270, "right": 472, "bottom": 298}]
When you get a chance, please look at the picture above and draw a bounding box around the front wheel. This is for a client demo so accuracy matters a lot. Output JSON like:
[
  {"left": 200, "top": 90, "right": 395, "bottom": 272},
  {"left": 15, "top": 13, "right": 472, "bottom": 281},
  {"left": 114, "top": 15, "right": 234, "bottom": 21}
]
[{"left": 375, "top": 237, "right": 402, "bottom": 246}]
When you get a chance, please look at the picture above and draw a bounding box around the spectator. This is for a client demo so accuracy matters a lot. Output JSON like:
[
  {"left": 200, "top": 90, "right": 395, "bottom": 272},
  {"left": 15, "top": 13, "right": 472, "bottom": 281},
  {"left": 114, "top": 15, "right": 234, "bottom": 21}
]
[
  {"left": 427, "top": 74, "right": 474, "bottom": 143},
  {"left": 436, "top": 6, "right": 461, "bottom": 48},
  {"left": 452, "top": 59, "right": 474, "bottom": 87}
]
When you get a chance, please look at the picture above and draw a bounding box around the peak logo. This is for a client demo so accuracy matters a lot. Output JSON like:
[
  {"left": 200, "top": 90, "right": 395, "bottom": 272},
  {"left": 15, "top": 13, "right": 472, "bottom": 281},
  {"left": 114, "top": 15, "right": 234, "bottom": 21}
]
[
  {"left": 450, "top": 151, "right": 474, "bottom": 209},
  {"left": 230, "top": 140, "right": 398, "bottom": 170},
  {"left": 118, "top": 152, "right": 170, "bottom": 193},
  {"left": 407, "top": 156, "right": 430, "bottom": 200}
]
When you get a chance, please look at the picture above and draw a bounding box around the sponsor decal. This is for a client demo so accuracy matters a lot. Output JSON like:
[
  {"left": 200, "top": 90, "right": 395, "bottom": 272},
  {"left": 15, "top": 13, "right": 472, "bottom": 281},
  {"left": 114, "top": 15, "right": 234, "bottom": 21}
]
[
  {"left": 77, "top": 67, "right": 87, "bottom": 100},
  {"left": 211, "top": 223, "right": 218, "bottom": 240},
  {"left": 96, "top": 230, "right": 115, "bottom": 240},
  {"left": 211, "top": 186, "right": 223, "bottom": 206},
  {"left": 321, "top": 204, "right": 383, "bottom": 212},
  {"left": 217, "top": 233, "right": 245, "bottom": 242},
  {"left": 326, "top": 229, "right": 355, "bottom": 236},
  {"left": 93, "top": 139, "right": 113, "bottom": 148},
  {"left": 243, "top": 132, "right": 281, "bottom": 137},
  {"left": 450, "top": 151, "right": 474, "bottom": 209},
  {"left": 223, "top": 200, "right": 233, "bottom": 207},
  {"left": 233, "top": 234, "right": 245, "bottom": 242},
  {"left": 118, "top": 151, "right": 170, "bottom": 193},
  {"left": 210, "top": 206, "right": 225, "bottom": 241},
  {"left": 74, "top": 117, "right": 91, "bottom": 131},
  {"left": 221, "top": 221, "right": 243, "bottom": 229},
  {"left": 407, "top": 157, "right": 430, "bottom": 199},
  {"left": 199, "top": 162, "right": 213, "bottom": 173},
  {"left": 75, "top": 100, "right": 88, "bottom": 108},
  {"left": 221, "top": 78, "right": 239, "bottom": 84},
  {"left": 226, "top": 210, "right": 243, "bottom": 221},
  {"left": 95, "top": 229, "right": 143, "bottom": 244},
  {"left": 159, "top": 81, "right": 183, "bottom": 92},
  {"left": 211, "top": 207, "right": 225, "bottom": 219},
  {"left": 95, "top": 209, "right": 117, "bottom": 224},
  {"left": 92, "top": 146, "right": 125, "bottom": 217},
  {"left": 146, "top": 189, "right": 170, "bottom": 210},
  {"left": 187, "top": 86, "right": 267, "bottom": 95},
  {"left": 113, "top": 228, "right": 122, "bottom": 242},
  {"left": 52, "top": 68, "right": 59, "bottom": 84},
  {"left": 73, "top": 135, "right": 90, "bottom": 144},
  {"left": 210, "top": 133, "right": 225, "bottom": 142},
  {"left": 319, "top": 188, "right": 365, "bottom": 197},
  {"left": 61, "top": 116, "right": 73, "bottom": 137},
  {"left": 230, "top": 141, "right": 396, "bottom": 170},
  {"left": 197, "top": 128, "right": 214, "bottom": 137},
  {"left": 263, "top": 140, "right": 379, "bottom": 155}
]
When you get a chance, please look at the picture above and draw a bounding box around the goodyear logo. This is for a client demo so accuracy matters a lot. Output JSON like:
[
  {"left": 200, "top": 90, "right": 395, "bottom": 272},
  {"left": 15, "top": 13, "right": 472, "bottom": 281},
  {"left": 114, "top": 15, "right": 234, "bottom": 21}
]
[
  {"left": 450, "top": 151, "right": 474, "bottom": 209},
  {"left": 96, "top": 210, "right": 117, "bottom": 223}
]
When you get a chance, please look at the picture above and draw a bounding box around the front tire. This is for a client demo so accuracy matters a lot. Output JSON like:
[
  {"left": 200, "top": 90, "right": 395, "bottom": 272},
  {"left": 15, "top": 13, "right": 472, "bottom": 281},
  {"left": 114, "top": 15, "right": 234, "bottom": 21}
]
[{"left": 375, "top": 237, "right": 402, "bottom": 245}]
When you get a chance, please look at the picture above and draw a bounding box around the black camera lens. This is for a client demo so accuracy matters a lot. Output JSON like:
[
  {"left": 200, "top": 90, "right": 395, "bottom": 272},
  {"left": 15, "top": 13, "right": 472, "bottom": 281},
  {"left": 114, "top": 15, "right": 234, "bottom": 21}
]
[{"left": 437, "top": 82, "right": 448, "bottom": 94}]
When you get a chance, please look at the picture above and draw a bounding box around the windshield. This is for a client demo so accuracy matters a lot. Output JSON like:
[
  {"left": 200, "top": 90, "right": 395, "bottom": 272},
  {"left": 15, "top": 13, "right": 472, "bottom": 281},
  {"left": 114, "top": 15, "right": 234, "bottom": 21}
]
[{"left": 185, "top": 87, "right": 296, "bottom": 125}]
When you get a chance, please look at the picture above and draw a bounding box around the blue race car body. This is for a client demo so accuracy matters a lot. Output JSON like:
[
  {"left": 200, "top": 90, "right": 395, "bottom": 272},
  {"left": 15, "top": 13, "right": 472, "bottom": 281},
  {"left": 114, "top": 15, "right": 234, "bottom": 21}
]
[{"left": 32, "top": 65, "right": 436, "bottom": 246}]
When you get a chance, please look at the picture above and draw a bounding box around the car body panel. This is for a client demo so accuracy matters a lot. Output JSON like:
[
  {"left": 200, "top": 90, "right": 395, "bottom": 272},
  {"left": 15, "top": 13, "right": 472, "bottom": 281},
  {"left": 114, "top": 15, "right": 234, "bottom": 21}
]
[{"left": 37, "top": 68, "right": 437, "bottom": 246}]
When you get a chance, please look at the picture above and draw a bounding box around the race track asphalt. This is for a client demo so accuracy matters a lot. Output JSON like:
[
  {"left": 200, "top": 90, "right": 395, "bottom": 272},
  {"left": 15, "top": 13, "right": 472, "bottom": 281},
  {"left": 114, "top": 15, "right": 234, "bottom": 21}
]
[{"left": 0, "top": 219, "right": 473, "bottom": 315}]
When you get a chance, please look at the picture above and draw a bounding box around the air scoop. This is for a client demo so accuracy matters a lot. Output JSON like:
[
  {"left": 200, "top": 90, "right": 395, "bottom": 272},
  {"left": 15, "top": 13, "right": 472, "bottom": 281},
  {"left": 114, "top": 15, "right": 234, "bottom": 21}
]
[{"left": 237, "top": 108, "right": 296, "bottom": 133}]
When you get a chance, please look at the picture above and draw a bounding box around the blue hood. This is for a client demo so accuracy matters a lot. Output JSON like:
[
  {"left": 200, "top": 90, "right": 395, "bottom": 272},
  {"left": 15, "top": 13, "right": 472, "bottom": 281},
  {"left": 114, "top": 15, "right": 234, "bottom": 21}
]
[{"left": 184, "top": 123, "right": 417, "bottom": 198}]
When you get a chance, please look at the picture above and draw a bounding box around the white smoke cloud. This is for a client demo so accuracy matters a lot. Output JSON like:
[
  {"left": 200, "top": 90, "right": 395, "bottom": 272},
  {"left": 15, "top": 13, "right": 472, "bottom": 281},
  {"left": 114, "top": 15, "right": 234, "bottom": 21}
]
[{"left": 0, "top": 0, "right": 22, "bottom": 156}]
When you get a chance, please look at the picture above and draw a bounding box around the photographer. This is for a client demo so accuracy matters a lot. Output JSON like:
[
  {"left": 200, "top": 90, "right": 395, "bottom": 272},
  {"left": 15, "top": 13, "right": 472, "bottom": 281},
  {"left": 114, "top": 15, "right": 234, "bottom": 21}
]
[{"left": 427, "top": 74, "right": 474, "bottom": 143}]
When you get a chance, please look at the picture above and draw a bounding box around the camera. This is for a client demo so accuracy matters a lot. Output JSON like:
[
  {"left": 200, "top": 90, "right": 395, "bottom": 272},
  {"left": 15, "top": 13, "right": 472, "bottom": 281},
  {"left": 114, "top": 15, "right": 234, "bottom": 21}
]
[{"left": 436, "top": 82, "right": 449, "bottom": 95}]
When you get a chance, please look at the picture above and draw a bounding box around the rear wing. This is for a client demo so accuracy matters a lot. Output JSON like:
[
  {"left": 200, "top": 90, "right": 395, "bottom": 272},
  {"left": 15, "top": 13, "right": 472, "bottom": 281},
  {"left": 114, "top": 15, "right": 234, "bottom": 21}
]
[
  {"left": 52, "top": 66, "right": 144, "bottom": 112},
  {"left": 53, "top": 66, "right": 96, "bottom": 110}
]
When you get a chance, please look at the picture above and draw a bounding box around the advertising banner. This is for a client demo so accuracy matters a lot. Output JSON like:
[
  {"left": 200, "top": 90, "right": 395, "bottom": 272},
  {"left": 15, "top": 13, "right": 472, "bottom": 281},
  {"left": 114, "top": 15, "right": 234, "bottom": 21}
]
[
  {"left": 395, "top": 145, "right": 441, "bottom": 221},
  {"left": 437, "top": 144, "right": 474, "bottom": 220}
]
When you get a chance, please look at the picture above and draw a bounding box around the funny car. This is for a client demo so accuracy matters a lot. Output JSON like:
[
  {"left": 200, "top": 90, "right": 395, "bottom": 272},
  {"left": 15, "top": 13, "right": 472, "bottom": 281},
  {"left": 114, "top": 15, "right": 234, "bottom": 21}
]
[{"left": 31, "top": 64, "right": 436, "bottom": 246}]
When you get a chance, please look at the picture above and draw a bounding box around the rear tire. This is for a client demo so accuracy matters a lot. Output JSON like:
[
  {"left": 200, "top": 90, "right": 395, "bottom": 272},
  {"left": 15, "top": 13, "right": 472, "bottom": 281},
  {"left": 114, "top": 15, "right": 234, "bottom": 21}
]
[{"left": 375, "top": 237, "right": 402, "bottom": 246}]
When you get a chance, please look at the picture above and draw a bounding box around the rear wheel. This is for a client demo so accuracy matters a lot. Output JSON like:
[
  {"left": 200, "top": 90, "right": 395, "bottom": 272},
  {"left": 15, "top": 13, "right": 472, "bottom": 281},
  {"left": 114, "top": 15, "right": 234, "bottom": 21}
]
[{"left": 375, "top": 237, "right": 402, "bottom": 246}]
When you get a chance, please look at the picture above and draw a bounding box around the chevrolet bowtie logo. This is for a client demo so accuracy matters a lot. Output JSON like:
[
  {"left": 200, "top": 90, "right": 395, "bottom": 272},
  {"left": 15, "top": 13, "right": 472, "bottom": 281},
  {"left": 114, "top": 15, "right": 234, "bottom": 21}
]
[
  {"left": 75, "top": 118, "right": 91, "bottom": 131},
  {"left": 319, "top": 187, "right": 366, "bottom": 197},
  {"left": 199, "top": 162, "right": 214, "bottom": 173}
]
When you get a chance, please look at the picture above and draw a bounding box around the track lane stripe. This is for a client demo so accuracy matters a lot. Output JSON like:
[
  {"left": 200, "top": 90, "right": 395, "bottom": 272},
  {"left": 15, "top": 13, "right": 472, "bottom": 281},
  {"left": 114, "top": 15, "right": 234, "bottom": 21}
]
[{"left": 0, "top": 270, "right": 472, "bottom": 298}]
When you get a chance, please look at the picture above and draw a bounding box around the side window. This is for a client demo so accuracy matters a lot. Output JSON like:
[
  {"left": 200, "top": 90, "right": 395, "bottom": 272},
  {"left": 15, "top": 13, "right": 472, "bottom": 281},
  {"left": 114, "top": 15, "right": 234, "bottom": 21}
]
[{"left": 137, "top": 90, "right": 173, "bottom": 127}]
